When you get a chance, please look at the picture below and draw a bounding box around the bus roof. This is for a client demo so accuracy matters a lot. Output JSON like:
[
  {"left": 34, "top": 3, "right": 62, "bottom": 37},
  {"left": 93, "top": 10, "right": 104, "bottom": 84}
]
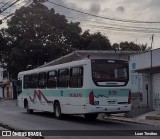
[
  {"left": 18, "top": 58, "right": 128, "bottom": 77},
  {"left": 38, "top": 50, "right": 137, "bottom": 68},
  {"left": 18, "top": 58, "right": 90, "bottom": 77}
]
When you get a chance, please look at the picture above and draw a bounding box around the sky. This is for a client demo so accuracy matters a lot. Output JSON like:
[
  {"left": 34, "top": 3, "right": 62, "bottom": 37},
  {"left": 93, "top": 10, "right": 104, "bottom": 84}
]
[{"left": 1, "top": 0, "right": 160, "bottom": 49}]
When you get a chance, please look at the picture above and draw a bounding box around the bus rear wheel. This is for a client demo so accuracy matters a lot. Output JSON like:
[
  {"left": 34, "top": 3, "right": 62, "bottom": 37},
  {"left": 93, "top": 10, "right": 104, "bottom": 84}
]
[
  {"left": 84, "top": 114, "right": 98, "bottom": 120},
  {"left": 54, "top": 102, "right": 63, "bottom": 119}
]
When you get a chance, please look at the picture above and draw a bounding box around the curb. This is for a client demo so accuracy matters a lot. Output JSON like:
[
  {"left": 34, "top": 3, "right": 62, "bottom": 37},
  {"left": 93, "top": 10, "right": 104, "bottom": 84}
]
[
  {"left": 102, "top": 116, "right": 160, "bottom": 127},
  {"left": 146, "top": 116, "right": 160, "bottom": 120}
]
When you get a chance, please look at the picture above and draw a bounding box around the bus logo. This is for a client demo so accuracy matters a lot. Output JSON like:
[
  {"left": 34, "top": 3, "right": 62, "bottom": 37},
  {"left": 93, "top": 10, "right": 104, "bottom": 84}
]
[
  {"left": 29, "top": 90, "right": 53, "bottom": 104},
  {"left": 109, "top": 90, "right": 117, "bottom": 95}
]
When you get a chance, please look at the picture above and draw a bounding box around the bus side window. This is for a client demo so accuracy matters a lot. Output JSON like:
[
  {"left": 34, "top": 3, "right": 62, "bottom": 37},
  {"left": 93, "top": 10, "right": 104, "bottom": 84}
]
[
  {"left": 24, "top": 75, "right": 30, "bottom": 89},
  {"left": 58, "top": 69, "right": 69, "bottom": 88},
  {"left": 38, "top": 72, "right": 46, "bottom": 88},
  {"left": 30, "top": 74, "right": 38, "bottom": 88},
  {"left": 47, "top": 71, "right": 57, "bottom": 88},
  {"left": 70, "top": 67, "right": 83, "bottom": 88}
]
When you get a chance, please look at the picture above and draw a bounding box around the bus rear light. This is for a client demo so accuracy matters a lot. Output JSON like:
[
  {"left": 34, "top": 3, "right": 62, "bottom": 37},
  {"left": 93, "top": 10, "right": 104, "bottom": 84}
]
[
  {"left": 128, "top": 91, "right": 131, "bottom": 104},
  {"left": 89, "top": 91, "right": 95, "bottom": 105}
]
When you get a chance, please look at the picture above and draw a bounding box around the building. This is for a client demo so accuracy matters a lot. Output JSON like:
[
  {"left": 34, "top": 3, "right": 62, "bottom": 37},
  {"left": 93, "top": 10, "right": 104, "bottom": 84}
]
[
  {"left": 39, "top": 50, "right": 137, "bottom": 68},
  {"left": 0, "top": 69, "right": 17, "bottom": 99},
  {"left": 130, "top": 48, "right": 160, "bottom": 111},
  {"left": 0, "top": 68, "right": 3, "bottom": 98}
]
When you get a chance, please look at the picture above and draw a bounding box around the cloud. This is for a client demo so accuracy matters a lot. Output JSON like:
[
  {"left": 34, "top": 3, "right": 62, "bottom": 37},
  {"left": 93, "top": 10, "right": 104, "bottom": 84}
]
[
  {"left": 116, "top": 6, "right": 125, "bottom": 13},
  {"left": 1, "top": 0, "right": 160, "bottom": 48},
  {"left": 89, "top": 3, "right": 101, "bottom": 14},
  {"left": 149, "top": 0, "right": 160, "bottom": 8}
]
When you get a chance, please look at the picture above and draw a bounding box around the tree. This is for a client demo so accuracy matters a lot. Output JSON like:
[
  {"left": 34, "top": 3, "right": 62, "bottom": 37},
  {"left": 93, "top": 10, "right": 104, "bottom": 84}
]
[
  {"left": 0, "top": 31, "right": 5, "bottom": 63},
  {"left": 0, "top": 29, "right": 11, "bottom": 65},
  {"left": 2, "top": 3, "right": 82, "bottom": 78},
  {"left": 1, "top": 3, "right": 113, "bottom": 79},
  {"left": 79, "top": 30, "right": 112, "bottom": 50},
  {"left": 112, "top": 43, "right": 119, "bottom": 50},
  {"left": 112, "top": 41, "right": 149, "bottom": 51}
]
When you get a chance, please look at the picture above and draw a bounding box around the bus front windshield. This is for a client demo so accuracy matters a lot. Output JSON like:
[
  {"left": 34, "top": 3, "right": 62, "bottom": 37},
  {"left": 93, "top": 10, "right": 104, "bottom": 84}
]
[{"left": 91, "top": 59, "right": 129, "bottom": 87}]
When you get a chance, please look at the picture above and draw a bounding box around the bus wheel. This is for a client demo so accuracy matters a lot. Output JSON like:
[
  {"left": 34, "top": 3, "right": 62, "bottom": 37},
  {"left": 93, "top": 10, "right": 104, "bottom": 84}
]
[
  {"left": 84, "top": 114, "right": 98, "bottom": 120},
  {"left": 26, "top": 105, "right": 33, "bottom": 114},
  {"left": 24, "top": 100, "right": 33, "bottom": 114},
  {"left": 54, "top": 102, "right": 63, "bottom": 119}
]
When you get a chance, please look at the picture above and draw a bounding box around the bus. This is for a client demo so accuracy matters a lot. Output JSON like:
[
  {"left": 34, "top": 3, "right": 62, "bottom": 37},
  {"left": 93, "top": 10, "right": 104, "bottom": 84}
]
[{"left": 17, "top": 58, "right": 131, "bottom": 120}]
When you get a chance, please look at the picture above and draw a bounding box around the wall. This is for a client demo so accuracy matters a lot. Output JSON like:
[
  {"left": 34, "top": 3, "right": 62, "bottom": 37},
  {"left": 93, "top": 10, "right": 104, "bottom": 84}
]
[
  {"left": 130, "top": 52, "right": 151, "bottom": 70},
  {"left": 4, "top": 82, "right": 13, "bottom": 98},
  {"left": 130, "top": 48, "right": 160, "bottom": 71},
  {"left": 0, "top": 68, "right": 3, "bottom": 82},
  {"left": 130, "top": 49, "right": 160, "bottom": 111},
  {"left": 0, "top": 88, "right": 2, "bottom": 98},
  {"left": 129, "top": 57, "right": 151, "bottom": 109},
  {"left": 0, "top": 68, "right": 3, "bottom": 98},
  {"left": 130, "top": 72, "right": 143, "bottom": 107},
  {"left": 152, "top": 49, "right": 160, "bottom": 67}
]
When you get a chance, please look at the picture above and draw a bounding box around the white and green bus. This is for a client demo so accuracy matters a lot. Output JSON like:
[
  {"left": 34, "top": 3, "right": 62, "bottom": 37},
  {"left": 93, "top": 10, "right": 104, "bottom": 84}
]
[{"left": 17, "top": 58, "right": 131, "bottom": 120}]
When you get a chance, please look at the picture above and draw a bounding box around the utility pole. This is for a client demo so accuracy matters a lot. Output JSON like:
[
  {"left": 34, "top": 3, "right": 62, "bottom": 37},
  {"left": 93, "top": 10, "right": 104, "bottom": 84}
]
[
  {"left": 151, "top": 34, "right": 154, "bottom": 50},
  {"left": 150, "top": 34, "right": 154, "bottom": 69}
]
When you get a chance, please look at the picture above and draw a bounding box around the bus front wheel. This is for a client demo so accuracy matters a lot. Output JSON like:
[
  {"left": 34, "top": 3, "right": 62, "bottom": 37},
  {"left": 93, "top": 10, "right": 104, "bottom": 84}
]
[
  {"left": 54, "top": 101, "right": 63, "bottom": 119},
  {"left": 84, "top": 114, "right": 98, "bottom": 120},
  {"left": 24, "top": 99, "right": 33, "bottom": 114}
]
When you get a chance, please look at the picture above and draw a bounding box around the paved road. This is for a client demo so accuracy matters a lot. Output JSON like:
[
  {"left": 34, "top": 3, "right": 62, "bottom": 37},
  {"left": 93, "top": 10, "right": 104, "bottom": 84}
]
[{"left": 0, "top": 99, "right": 160, "bottom": 139}]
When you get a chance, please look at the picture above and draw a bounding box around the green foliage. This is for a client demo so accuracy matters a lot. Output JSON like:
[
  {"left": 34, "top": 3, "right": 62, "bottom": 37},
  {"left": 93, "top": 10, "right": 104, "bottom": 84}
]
[
  {"left": 79, "top": 30, "right": 112, "bottom": 50},
  {"left": 0, "top": 3, "right": 147, "bottom": 79},
  {"left": 0, "top": 29, "right": 11, "bottom": 65},
  {"left": 1, "top": 3, "right": 83, "bottom": 78},
  {"left": 0, "top": 32, "right": 5, "bottom": 62},
  {"left": 0, "top": 3, "right": 113, "bottom": 78},
  {"left": 112, "top": 41, "right": 149, "bottom": 51}
]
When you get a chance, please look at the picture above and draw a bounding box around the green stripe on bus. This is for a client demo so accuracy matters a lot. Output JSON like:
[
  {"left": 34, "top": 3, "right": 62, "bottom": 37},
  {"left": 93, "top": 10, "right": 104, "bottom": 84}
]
[{"left": 21, "top": 88, "right": 129, "bottom": 98}]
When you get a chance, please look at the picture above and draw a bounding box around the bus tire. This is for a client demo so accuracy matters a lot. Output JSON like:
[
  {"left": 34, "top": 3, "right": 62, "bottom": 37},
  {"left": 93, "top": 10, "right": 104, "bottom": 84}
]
[
  {"left": 84, "top": 114, "right": 98, "bottom": 120},
  {"left": 54, "top": 101, "right": 63, "bottom": 119},
  {"left": 24, "top": 99, "right": 33, "bottom": 114}
]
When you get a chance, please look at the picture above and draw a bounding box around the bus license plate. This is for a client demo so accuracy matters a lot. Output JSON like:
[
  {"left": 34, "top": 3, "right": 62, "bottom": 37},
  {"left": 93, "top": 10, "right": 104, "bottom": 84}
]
[{"left": 108, "top": 100, "right": 116, "bottom": 104}]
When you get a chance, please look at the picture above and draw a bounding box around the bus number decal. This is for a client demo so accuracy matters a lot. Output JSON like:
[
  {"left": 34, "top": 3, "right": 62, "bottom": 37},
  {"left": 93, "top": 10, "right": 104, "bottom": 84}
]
[{"left": 69, "top": 93, "right": 82, "bottom": 97}]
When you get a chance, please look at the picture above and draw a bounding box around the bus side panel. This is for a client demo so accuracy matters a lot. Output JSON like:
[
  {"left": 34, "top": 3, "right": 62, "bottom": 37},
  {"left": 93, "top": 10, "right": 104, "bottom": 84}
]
[
  {"left": 56, "top": 89, "right": 87, "bottom": 114},
  {"left": 60, "top": 97, "right": 87, "bottom": 114},
  {"left": 18, "top": 89, "right": 87, "bottom": 114},
  {"left": 18, "top": 88, "right": 131, "bottom": 114}
]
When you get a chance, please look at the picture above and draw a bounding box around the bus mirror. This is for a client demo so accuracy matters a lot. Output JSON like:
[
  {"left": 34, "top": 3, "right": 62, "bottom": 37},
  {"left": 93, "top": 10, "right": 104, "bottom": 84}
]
[
  {"left": 17, "top": 80, "right": 22, "bottom": 86},
  {"left": 146, "top": 84, "right": 148, "bottom": 90}
]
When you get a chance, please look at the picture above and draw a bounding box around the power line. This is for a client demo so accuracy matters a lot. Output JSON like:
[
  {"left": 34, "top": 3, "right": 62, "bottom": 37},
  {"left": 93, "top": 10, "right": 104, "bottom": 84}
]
[
  {"left": 47, "top": 0, "right": 160, "bottom": 24},
  {"left": 2, "top": 13, "right": 14, "bottom": 20},
  {"left": 83, "top": 23, "right": 160, "bottom": 34},
  {"left": 0, "top": 0, "right": 21, "bottom": 14},
  {"left": 58, "top": 0, "right": 68, "bottom": 5},
  {"left": 66, "top": 15, "right": 160, "bottom": 35},
  {"left": 0, "top": 0, "right": 6, "bottom": 5},
  {"left": 66, "top": 16, "right": 160, "bottom": 32},
  {"left": 1, "top": 0, "right": 32, "bottom": 21},
  {"left": 0, "top": 0, "right": 12, "bottom": 9}
]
